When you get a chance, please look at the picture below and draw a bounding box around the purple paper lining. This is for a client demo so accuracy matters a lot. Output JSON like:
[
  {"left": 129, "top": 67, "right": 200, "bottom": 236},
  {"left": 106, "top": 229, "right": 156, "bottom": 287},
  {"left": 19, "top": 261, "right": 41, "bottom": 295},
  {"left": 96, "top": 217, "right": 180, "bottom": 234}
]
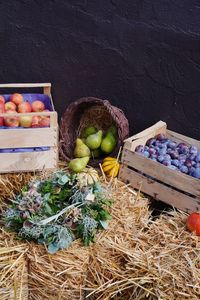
[
  {"left": 0, "top": 147, "right": 50, "bottom": 153},
  {"left": 0, "top": 93, "right": 53, "bottom": 153}
]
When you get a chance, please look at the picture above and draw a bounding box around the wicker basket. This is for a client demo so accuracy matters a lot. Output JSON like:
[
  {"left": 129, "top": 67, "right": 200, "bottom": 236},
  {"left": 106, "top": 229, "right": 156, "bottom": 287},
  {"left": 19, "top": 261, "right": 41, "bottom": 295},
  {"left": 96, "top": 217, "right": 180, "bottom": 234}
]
[{"left": 59, "top": 97, "right": 129, "bottom": 165}]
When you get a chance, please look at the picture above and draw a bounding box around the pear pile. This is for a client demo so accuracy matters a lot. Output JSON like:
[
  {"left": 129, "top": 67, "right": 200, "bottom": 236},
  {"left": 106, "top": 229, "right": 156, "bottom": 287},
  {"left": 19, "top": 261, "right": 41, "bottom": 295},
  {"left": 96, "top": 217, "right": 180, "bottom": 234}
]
[{"left": 68, "top": 125, "right": 117, "bottom": 173}]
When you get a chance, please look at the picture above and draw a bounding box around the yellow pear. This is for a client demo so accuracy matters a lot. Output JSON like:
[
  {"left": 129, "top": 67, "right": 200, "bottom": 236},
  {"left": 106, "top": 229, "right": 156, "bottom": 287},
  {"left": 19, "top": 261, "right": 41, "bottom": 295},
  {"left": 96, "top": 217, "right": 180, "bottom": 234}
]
[
  {"left": 68, "top": 156, "right": 90, "bottom": 173},
  {"left": 86, "top": 130, "right": 103, "bottom": 150},
  {"left": 74, "top": 138, "right": 90, "bottom": 158}
]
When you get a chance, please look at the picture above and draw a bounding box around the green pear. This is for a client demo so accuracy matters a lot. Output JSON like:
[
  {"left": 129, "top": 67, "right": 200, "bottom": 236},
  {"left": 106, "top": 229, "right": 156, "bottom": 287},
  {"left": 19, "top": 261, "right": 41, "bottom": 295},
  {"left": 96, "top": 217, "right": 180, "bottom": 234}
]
[
  {"left": 107, "top": 125, "right": 117, "bottom": 138},
  {"left": 86, "top": 130, "right": 103, "bottom": 150},
  {"left": 74, "top": 138, "right": 90, "bottom": 158},
  {"left": 81, "top": 126, "right": 97, "bottom": 138},
  {"left": 101, "top": 132, "right": 117, "bottom": 154},
  {"left": 68, "top": 156, "right": 90, "bottom": 173}
]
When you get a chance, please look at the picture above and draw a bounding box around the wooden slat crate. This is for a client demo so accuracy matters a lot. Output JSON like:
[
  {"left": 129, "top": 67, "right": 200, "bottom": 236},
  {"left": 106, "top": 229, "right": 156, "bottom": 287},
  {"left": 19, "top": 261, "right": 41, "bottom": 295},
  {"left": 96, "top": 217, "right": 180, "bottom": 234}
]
[
  {"left": 0, "top": 83, "right": 58, "bottom": 173},
  {"left": 119, "top": 121, "right": 200, "bottom": 213}
]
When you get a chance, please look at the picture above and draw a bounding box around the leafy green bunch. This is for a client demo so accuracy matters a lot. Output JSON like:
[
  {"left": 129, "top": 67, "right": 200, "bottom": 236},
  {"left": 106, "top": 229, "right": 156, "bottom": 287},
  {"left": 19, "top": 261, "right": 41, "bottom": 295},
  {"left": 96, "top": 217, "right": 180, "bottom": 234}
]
[{"left": 4, "top": 171, "right": 112, "bottom": 253}]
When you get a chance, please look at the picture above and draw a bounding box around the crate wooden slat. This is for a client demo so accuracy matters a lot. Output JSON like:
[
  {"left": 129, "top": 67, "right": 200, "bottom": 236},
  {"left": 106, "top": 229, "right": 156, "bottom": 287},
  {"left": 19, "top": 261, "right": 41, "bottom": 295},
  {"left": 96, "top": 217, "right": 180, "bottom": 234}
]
[
  {"left": 0, "top": 127, "right": 57, "bottom": 148},
  {"left": 0, "top": 83, "right": 58, "bottom": 173},
  {"left": 0, "top": 148, "right": 57, "bottom": 173},
  {"left": 122, "top": 149, "right": 200, "bottom": 198},
  {"left": 120, "top": 165, "right": 200, "bottom": 214},
  {"left": 119, "top": 121, "right": 200, "bottom": 213}
]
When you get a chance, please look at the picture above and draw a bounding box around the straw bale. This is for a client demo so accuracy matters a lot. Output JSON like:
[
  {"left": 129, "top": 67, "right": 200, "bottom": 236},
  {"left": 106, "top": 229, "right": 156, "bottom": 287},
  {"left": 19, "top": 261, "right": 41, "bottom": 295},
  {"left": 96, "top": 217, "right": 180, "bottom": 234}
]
[
  {"left": 0, "top": 173, "right": 34, "bottom": 217},
  {"left": 0, "top": 162, "right": 67, "bottom": 214},
  {"left": 0, "top": 228, "right": 29, "bottom": 300},
  {"left": 1, "top": 170, "right": 200, "bottom": 300},
  {"left": 84, "top": 182, "right": 200, "bottom": 300},
  {"left": 27, "top": 240, "right": 89, "bottom": 300}
]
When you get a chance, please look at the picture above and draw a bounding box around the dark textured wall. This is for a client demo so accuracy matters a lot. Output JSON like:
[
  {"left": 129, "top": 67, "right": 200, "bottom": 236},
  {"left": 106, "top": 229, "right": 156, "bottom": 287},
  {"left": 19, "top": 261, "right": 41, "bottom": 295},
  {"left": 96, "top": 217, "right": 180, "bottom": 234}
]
[{"left": 0, "top": 1, "right": 200, "bottom": 138}]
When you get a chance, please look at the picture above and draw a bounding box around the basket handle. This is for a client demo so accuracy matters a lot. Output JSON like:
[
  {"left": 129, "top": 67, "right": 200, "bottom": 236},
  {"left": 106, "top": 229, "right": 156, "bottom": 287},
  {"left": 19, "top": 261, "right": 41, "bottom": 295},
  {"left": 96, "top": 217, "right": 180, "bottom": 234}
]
[{"left": 0, "top": 83, "right": 51, "bottom": 95}]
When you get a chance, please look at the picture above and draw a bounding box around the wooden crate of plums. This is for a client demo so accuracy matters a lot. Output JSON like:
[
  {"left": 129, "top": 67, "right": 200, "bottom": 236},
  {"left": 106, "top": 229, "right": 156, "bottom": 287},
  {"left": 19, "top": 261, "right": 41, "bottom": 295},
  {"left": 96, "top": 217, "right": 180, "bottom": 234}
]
[
  {"left": 119, "top": 121, "right": 200, "bottom": 213},
  {"left": 0, "top": 83, "right": 58, "bottom": 173}
]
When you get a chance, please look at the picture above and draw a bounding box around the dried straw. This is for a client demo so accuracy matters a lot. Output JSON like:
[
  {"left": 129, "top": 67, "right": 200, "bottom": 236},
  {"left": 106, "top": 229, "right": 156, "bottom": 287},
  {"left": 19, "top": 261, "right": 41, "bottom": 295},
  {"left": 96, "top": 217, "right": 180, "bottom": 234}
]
[
  {"left": 0, "top": 169, "right": 200, "bottom": 299},
  {"left": 0, "top": 228, "right": 29, "bottom": 300},
  {"left": 0, "top": 162, "right": 68, "bottom": 214},
  {"left": 27, "top": 240, "right": 89, "bottom": 300},
  {"left": 85, "top": 182, "right": 200, "bottom": 300}
]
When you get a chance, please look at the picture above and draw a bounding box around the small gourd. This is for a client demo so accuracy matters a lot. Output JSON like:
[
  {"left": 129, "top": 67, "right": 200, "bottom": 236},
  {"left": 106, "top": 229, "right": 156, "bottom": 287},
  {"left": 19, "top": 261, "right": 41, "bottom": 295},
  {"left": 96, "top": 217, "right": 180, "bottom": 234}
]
[{"left": 102, "top": 157, "right": 120, "bottom": 178}]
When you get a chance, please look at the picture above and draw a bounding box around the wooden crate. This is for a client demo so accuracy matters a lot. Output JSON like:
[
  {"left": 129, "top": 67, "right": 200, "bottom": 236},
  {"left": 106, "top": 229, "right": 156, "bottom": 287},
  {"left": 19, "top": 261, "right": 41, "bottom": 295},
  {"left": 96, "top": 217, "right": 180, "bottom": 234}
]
[
  {"left": 119, "top": 121, "right": 200, "bottom": 213},
  {"left": 0, "top": 83, "right": 58, "bottom": 173}
]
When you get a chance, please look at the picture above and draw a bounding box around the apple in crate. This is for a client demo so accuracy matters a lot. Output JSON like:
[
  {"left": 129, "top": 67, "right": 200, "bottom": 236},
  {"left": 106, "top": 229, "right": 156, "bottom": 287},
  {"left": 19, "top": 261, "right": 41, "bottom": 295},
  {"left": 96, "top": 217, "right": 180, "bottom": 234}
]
[
  {"left": 18, "top": 101, "right": 32, "bottom": 113},
  {"left": 31, "top": 100, "right": 45, "bottom": 112},
  {"left": 5, "top": 101, "right": 17, "bottom": 111},
  {"left": 10, "top": 93, "right": 24, "bottom": 105},
  {"left": 4, "top": 110, "right": 19, "bottom": 127},
  {"left": 39, "top": 109, "right": 50, "bottom": 127},
  {"left": 39, "top": 116, "right": 50, "bottom": 127},
  {"left": 0, "top": 102, "right": 5, "bottom": 113},
  {"left": 0, "top": 95, "right": 5, "bottom": 104},
  {"left": 31, "top": 115, "right": 41, "bottom": 127},
  {"left": 0, "top": 102, "right": 5, "bottom": 126},
  {"left": 19, "top": 116, "right": 32, "bottom": 127}
]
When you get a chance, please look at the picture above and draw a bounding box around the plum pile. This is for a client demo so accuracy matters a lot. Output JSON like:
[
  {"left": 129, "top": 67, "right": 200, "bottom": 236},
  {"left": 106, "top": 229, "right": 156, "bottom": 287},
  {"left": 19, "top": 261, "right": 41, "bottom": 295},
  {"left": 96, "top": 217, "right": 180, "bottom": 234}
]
[{"left": 135, "top": 133, "right": 200, "bottom": 179}]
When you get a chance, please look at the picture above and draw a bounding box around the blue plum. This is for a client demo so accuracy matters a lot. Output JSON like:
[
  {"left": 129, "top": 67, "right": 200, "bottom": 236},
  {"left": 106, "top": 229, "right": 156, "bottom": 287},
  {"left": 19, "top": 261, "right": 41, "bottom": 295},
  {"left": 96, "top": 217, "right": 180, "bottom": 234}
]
[
  {"left": 167, "top": 141, "right": 177, "bottom": 149},
  {"left": 172, "top": 159, "right": 180, "bottom": 167},
  {"left": 179, "top": 165, "right": 189, "bottom": 174},
  {"left": 189, "top": 145, "right": 198, "bottom": 155},
  {"left": 178, "top": 145, "right": 189, "bottom": 155},
  {"left": 157, "top": 155, "right": 164, "bottom": 163},
  {"left": 189, "top": 153, "right": 196, "bottom": 161},
  {"left": 146, "top": 138, "right": 156, "bottom": 147},
  {"left": 195, "top": 162, "right": 200, "bottom": 168},
  {"left": 158, "top": 148, "right": 167, "bottom": 155},
  {"left": 184, "top": 159, "right": 193, "bottom": 169},
  {"left": 178, "top": 154, "right": 187, "bottom": 163},
  {"left": 162, "top": 160, "right": 171, "bottom": 166},
  {"left": 149, "top": 147, "right": 157, "bottom": 155},
  {"left": 191, "top": 168, "right": 200, "bottom": 179},
  {"left": 163, "top": 154, "right": 171, "bottom": 161},
  {"left": 155, "top": 133, "right": 166, "bottom": 141},
  {"left": 142, "top": 151, "right": 150, "bottom": 158},
  {"left": 135, "top": 145, "right": 144, "bottom": 153},
  {"left": 195, "top": 152, "right": 200, "bottom": 163}
]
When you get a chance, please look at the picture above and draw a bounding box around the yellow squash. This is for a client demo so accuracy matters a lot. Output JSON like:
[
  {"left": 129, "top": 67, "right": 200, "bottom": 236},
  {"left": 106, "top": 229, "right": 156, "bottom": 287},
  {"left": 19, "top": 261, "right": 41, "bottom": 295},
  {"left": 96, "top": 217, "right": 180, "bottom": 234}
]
[{"left": 102, "top": 157, "right": 120, "bottom": 178}]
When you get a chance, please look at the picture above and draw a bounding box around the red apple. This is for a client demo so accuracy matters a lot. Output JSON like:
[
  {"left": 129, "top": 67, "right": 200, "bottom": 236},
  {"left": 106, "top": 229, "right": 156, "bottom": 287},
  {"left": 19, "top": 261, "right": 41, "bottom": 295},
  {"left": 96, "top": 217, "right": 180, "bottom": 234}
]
[
  {"left": 31, "top": 100, "right": 45, "bottom": 112},
  {"left": 0, "top": 102, "right": 5, "bottom": 126},
  {"left": 4, "top": 110, "right": 19, "bottom": 127},
  {"left": 39, "top": 109, "right": 50, "bottom": 127},
  {"left": 31, "top": 115, "right": 42, "bottom": 127},
  {"left": 5, "top": 101, "right": 17, "bottom": 111},
  {"left": 0, "top": 102, "right": 5, "bottom": 113},
  {"left": 19, "top": 115, "right": 32, "bottom": 128},
  {"left": 0, "top": 95, "right": 5, "bottom": 104},
  {"left": 18, "top": 101, "right": 32, "bottom": 113},
  {"left": 10, "top": 93, "right": 24, "bottom": 105},
  {"left": 39, "top": 117, "right": 50, "bottom": 127}
]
